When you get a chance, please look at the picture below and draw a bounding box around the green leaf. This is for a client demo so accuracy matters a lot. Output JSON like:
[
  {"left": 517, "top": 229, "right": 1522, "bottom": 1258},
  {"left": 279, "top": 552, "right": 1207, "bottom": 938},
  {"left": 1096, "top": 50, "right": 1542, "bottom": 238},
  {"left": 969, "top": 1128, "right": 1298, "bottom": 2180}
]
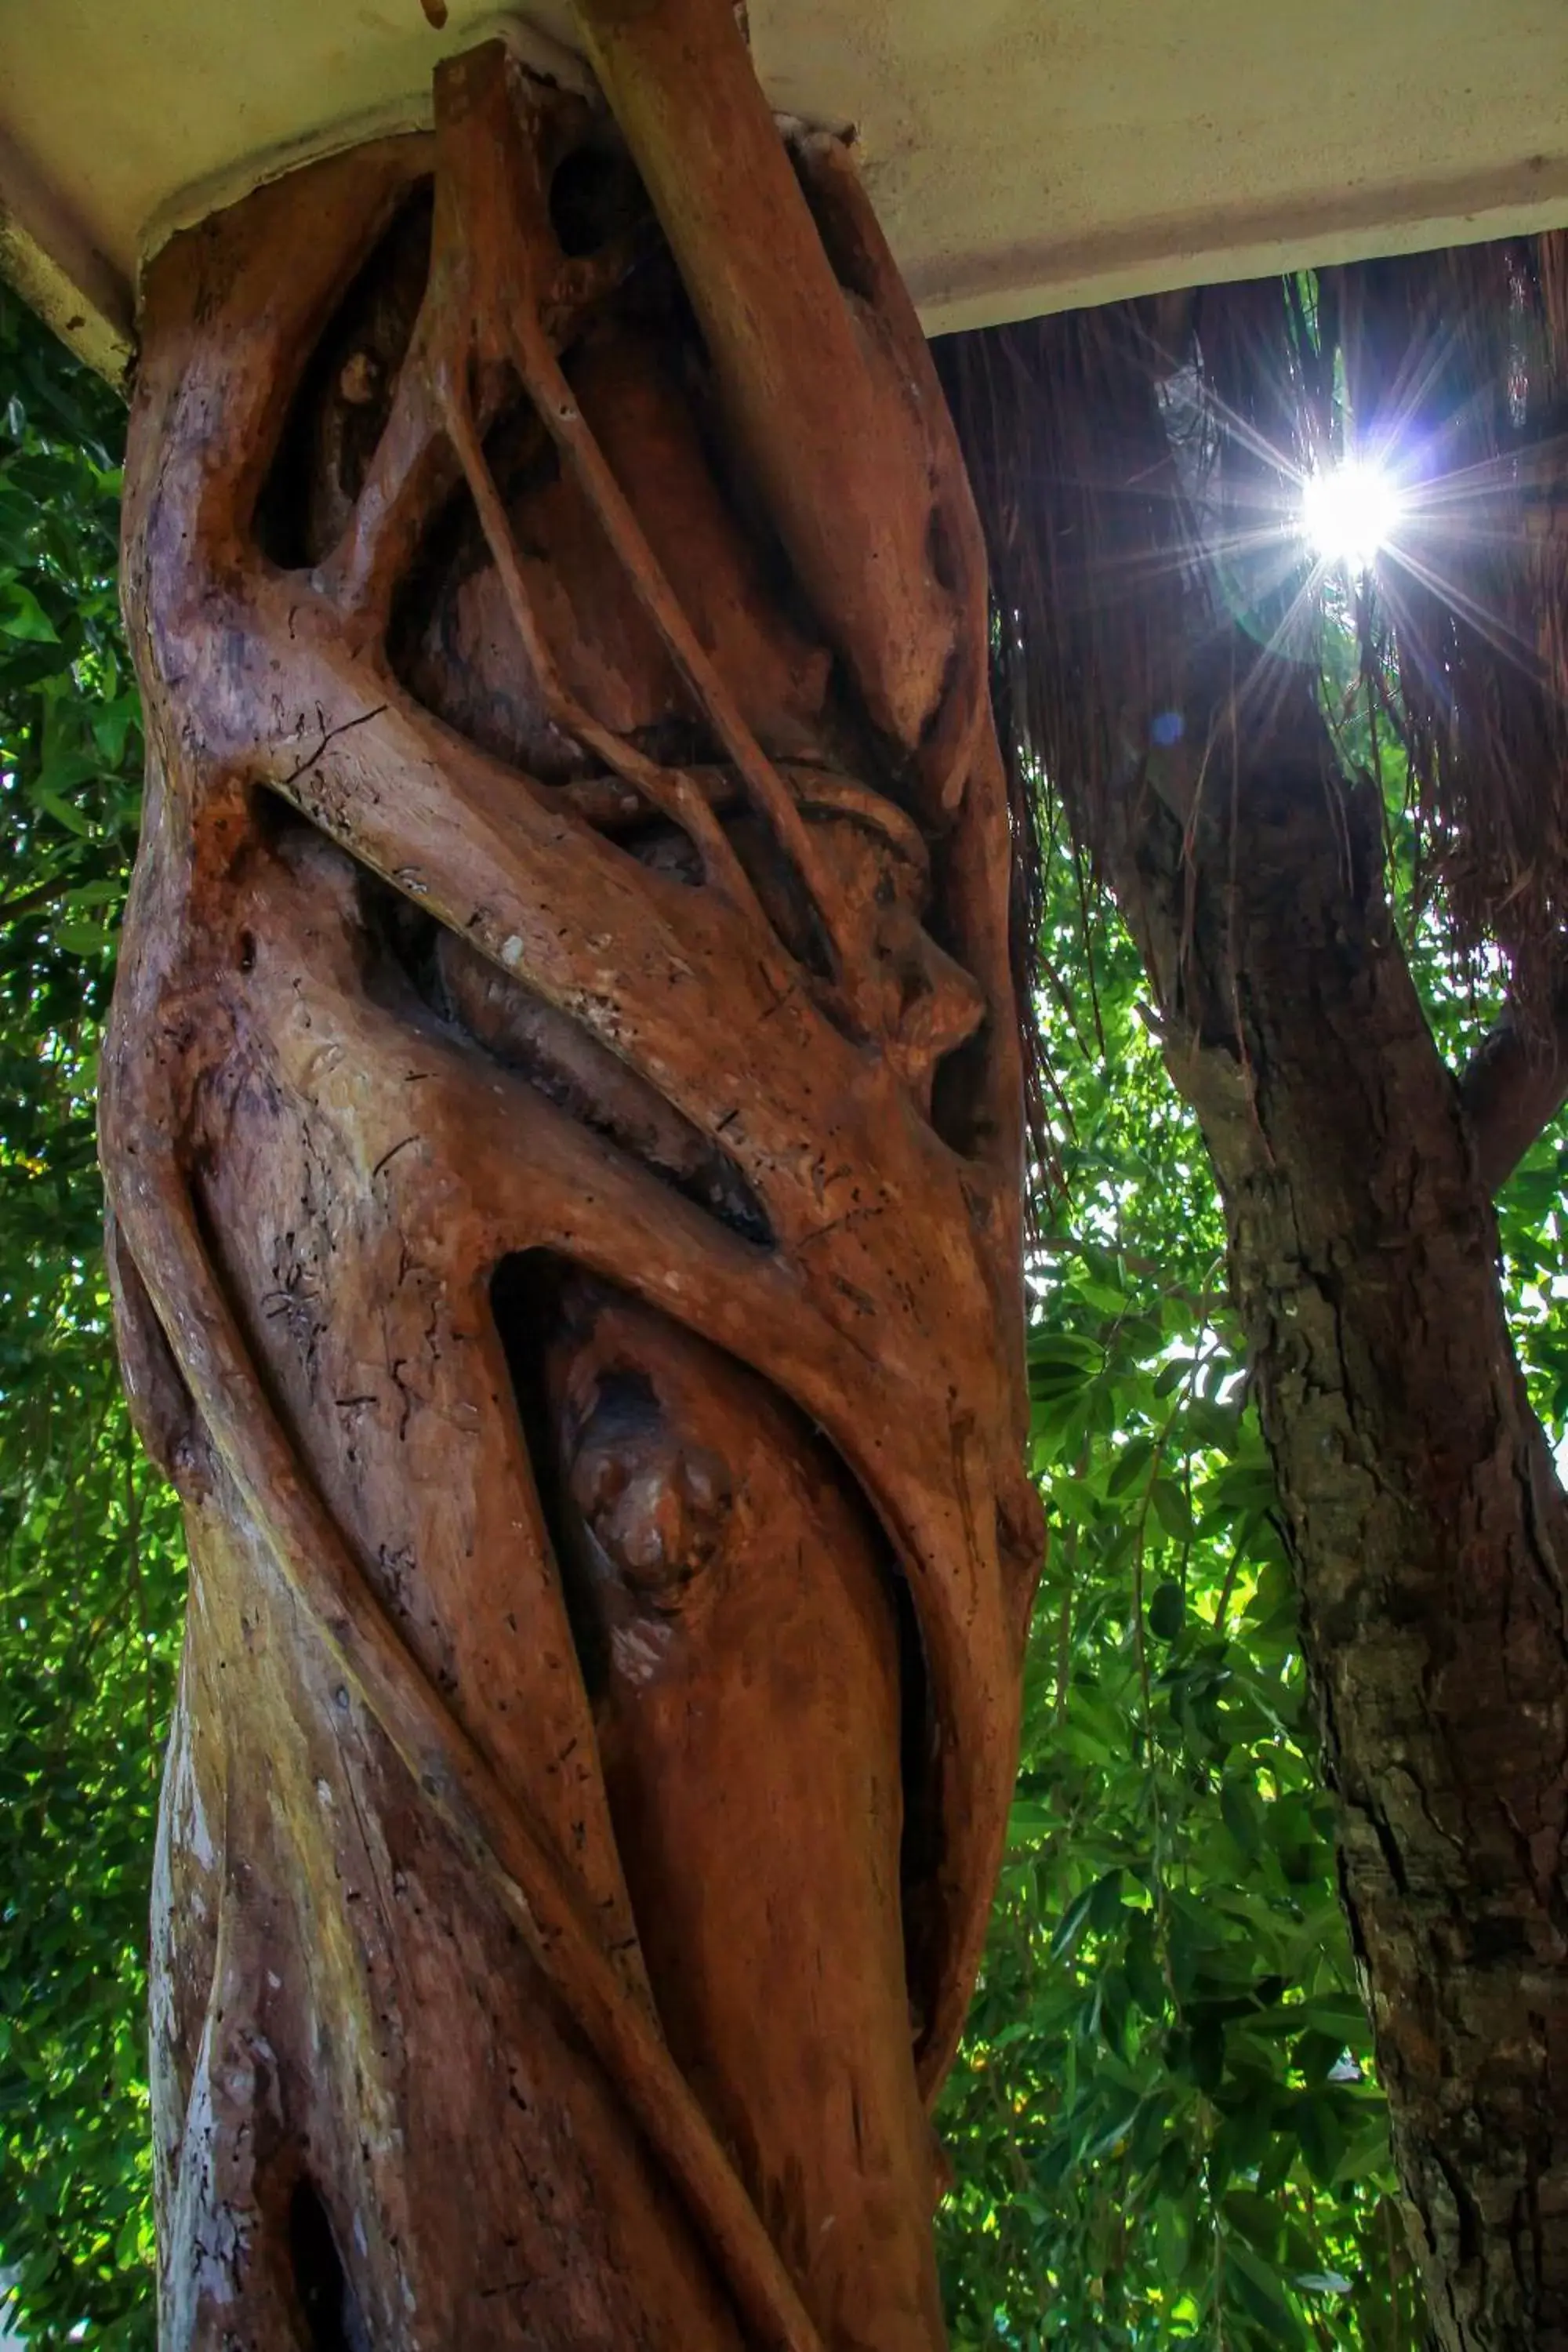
[
  {"left": 1151, "top": 1478, "right": 1195, "bottom": 1543},
  {"left": 1087, "top": 1867, "right": 1125, "bottom": 1931},
  {"left": 1292, "top": 2091, "right": 1347, "bottom": 2187},
  {"left": 33, "top": 782, "right": 95, "bottom": 838},
  {"left": 1007, "top": 1789, "right": 1054, "bottom": 1843},
  {"left": 1108, "top": 1436, "right": 1156, "bottom": 1496},
  {"left": 1221, "top": 1773, "right": 1262, "bottom": 1857},
  {"left": 1225, "top": 2186, "right": 1284, "bottom": 2257},
  {"left": 1123, "top": 1920, "right": 1167, "bottom": 2019},
  {"left": 1225, "top": 2237, "right": 1308, "bottom": 2348},
  {"left": 53, "top": 920, "right": 114, "bottom": 956},
  {"left": 1155, "top": 2193, "right": 1195, "bottom": 2285},
  {"left": 1147, "top": 1580, "right": 1185, "bottom": 1641},
  {"left": 1048, "top": 1886, "right": 1096, "bottom": 1964},
  {"left": 0, "top": 580, "right": 59, "bottom": 641},
  {"left": 1189, "top": 2012, "right": 1225, "bottom": 2092}
]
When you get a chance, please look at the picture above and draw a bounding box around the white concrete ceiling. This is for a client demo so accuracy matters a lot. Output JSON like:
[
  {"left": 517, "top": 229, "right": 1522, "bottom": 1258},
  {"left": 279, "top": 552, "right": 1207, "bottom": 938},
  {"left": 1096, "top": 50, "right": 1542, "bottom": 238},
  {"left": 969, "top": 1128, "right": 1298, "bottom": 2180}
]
[{"left": 2, "top": 0, "right": 1568, "bottom": 379}]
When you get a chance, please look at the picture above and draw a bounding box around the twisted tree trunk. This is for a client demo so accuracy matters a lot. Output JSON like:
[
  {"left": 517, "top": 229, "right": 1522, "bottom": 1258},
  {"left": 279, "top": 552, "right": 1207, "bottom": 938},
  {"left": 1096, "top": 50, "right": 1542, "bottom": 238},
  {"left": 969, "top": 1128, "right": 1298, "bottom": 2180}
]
[{"left": 103, "top": 14, "right": 1037, "bottom": 2347}]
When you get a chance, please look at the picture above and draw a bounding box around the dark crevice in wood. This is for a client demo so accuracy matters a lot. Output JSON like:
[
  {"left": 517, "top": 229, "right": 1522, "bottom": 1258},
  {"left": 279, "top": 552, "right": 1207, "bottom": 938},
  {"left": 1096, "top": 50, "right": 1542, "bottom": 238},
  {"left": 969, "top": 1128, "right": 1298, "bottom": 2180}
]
[
  {"left": 546, "top": 130, "right": 654, "bottom": 260},
  {"left": 256, "top": 182, "right": 435, "bottom": 572},
  {"left": 489, "top": 1250, "right": 614, "bottom": 1703},
  {"left": 289, "top": 2177, "right": 368, "bottom": 2352},
  {"left": 891, "top": 1552, "right": 943, "bottom": 2051},
  {"left": 927, "top": 1017, "right": 998, "bottom": 1160}
]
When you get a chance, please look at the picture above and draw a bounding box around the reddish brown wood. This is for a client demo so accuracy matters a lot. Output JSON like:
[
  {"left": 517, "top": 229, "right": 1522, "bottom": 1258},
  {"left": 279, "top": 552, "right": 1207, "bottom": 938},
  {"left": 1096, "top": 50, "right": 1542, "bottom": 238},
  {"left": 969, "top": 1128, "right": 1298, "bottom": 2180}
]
[{"left": 103, "top": 26, "right": 1037, "bottom": 2348}]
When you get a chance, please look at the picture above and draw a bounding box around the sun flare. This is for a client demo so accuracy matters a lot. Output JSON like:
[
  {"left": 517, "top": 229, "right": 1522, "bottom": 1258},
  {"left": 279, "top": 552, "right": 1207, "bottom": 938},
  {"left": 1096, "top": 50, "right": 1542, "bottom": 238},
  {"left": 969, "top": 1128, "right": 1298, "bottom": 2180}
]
[{"left": 1300, "top": 456, "right": 1403, "bottom": 573}]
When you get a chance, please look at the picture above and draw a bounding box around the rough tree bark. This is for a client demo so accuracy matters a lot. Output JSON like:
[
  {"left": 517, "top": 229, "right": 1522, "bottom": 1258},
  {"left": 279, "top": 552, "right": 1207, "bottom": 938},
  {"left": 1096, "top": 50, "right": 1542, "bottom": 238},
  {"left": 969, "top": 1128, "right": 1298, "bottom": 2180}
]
[
  {"left": 948, "top": 301, "right": 1568, "bottom": 2351},
  {"left": 1112, "top": 656, "right": 1568, "bottom": 2351},
  {"left": 101, "top": 12, "right": 1038, "bottom": 2348}
]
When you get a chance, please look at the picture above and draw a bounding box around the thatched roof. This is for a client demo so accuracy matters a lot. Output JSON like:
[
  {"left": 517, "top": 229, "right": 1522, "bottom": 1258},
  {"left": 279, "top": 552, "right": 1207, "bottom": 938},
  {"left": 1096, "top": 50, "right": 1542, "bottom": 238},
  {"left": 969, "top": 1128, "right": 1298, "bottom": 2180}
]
[{"left": 942, "top": 231, "right": 1568, "bottom": 1020}]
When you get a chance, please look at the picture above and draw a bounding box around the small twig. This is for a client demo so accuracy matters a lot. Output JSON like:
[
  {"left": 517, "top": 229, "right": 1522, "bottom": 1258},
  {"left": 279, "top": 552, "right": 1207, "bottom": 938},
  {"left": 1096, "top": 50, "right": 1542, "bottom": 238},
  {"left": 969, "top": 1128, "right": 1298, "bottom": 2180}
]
[
  {"left": 1052, "top": 1466, "right": 1076, "bottom": 1725},
  {"left": 0, "top": 877, "right": 71, "bottom": 927},
  {"left": 1210, "top": 1534, "right": 1245, "bottom": 1634}
]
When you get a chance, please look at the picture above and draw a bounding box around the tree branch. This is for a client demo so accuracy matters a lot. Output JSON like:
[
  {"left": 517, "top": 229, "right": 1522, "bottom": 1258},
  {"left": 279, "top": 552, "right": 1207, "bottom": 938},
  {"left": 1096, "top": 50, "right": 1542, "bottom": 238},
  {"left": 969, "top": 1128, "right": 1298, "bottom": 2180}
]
[
  {"left": 0, "top": 878, "right": 69, "bottom": 927},
  {"left": 1457, "top": 990, "right": 1568, "bottom": 1196}
]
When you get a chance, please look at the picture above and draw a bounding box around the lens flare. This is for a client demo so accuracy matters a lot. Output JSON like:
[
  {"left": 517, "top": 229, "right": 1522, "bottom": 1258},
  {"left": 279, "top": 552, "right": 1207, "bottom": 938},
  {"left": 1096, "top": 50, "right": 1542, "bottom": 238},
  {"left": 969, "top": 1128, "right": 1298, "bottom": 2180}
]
[{"left": 1300, "top": 456, "right": 1403, "bottom": 573}]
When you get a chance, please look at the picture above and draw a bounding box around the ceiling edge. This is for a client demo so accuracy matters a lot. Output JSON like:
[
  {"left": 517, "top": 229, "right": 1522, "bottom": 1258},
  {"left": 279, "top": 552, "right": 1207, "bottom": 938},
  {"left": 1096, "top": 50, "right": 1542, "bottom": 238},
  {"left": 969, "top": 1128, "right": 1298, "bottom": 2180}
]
[
  {"left": 139, "top": 11, "right": 592, "bottom": 277},
  {"left": 914, "top": 151, "right": 1568, "bottom": 337},
  {"left": 0, "top": 125, "right": 133, "bottom": 387}
]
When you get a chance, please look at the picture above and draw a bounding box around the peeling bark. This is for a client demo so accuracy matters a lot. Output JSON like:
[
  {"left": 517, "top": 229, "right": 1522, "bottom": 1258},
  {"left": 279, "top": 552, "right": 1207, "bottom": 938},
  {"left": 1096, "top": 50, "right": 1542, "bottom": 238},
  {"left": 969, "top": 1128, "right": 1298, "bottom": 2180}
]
[{"left": 103, "top": 21, "right": 1036, "bottom": 2350}]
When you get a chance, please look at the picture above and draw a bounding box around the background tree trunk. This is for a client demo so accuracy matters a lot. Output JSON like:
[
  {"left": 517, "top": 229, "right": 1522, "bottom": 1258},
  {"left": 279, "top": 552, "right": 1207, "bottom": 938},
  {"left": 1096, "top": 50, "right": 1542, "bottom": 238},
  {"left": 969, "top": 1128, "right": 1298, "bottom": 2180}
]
[
  {"left": 944, "top": 300, "right": 1568, "bottom": 2350},
  {"left": 103, "top": 19, "right": 1037, "bottom": 2348},
  {"left": 1112, "top": 653, "right": 1568, "bottom": 2349}
]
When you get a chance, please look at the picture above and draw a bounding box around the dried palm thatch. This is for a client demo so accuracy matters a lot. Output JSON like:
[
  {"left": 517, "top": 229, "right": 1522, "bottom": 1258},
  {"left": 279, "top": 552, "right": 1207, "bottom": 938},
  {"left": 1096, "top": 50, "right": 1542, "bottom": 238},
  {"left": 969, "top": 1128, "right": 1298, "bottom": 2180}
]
[
  {"left": 1338, "top": 238, "right": 1568, "bottom": 992},
  {"left": 942, "top": 230, "right": 1568, "bottom": 1026}
]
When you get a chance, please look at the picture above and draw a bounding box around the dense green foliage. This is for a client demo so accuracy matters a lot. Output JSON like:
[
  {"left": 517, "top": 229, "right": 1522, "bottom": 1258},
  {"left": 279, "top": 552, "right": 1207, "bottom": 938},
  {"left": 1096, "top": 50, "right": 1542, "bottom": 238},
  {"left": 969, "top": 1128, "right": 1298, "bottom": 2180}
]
[
  {"left": 3, "top": 302, "right": 1567, "bottom": 2350},
  {"left": 935, "top": 874, "right": 1413, "bottom": 2347},
  {"left": 0, "top": 296, "right": 182, "bottom": 2348},
  {"left": 933, "top": 624, "right": 1568, "bottom": 2342}
]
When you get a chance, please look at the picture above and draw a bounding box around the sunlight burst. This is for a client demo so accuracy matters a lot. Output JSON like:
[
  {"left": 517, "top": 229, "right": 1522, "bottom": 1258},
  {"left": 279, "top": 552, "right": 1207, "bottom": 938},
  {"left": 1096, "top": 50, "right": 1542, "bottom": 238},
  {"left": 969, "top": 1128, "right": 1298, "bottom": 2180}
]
[{"left": 1300, "top": 456, "right": 1403, "bottom": 573}]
